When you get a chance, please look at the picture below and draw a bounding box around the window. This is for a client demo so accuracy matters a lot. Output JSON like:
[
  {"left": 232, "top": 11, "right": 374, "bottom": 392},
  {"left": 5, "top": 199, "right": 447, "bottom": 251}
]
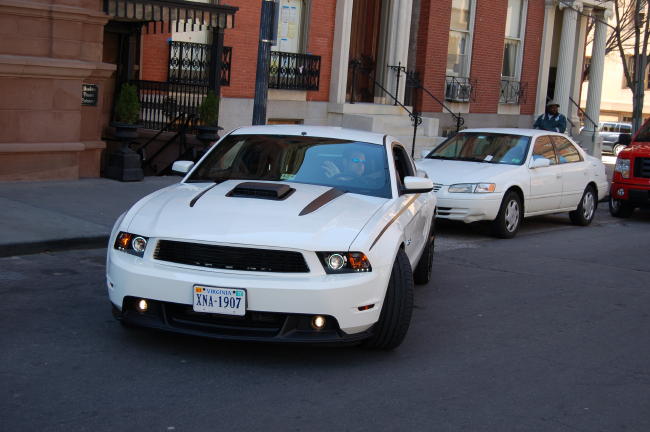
[
  {"left": 428, "top": 133, "right": 531, "bottom": 166},
  {"left": 502, "top": 0, "right": 526, "bottom": 79},
  {"left": 583, "top": 56, "right": 591, "bottom": 82},
  {"left": 392, "top": 144, "right": 416, "bottom": 190},
  {"left": 551, "top": 136, "right": 583, "bottom": 164},
  {"left": 273, "top": 0, "right": 308, "bottom": 53},
  {"left": 622, "top": 56, "right": 650, "bottom": 89},
  {"left": 447, "top": 0, "right": 475, "bottom": 77},
  {"left": 532, "top": 136, "right": 557, "bottom": 165}
]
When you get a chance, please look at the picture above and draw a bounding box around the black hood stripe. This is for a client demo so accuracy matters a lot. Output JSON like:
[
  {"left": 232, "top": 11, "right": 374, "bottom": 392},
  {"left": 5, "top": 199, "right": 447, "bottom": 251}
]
[
  {"left": 189, "top": 183, "right": 219, "bottom": 207},
  {"left": 299, "top": 188, "right": 347, "bottom": 216}
]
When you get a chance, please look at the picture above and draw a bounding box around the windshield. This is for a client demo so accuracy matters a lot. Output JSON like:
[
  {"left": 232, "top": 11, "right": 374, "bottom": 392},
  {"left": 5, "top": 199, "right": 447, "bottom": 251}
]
[
  {"left": 426, "top": 132, "right": 531, "bottom": 165},
  {"left": 187, "top": 134, "right": 391, "bottom": 198},
  {"left": 634, "top": 120, "right": 650, "bottom": 142}
]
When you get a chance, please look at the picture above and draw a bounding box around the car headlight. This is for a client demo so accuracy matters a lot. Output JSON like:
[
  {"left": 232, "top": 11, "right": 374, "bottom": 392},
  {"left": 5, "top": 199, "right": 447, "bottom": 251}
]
[
  {"left": 448, "top": 183, "right": 496, "bottom": 193},
  {"left": 114, "top": 231, "right": 149, "bottom": 257},
  {"left": 615, "top": 158, "right": 630, "bottom": 179},
  {"left": 317, "top": 252, "right": 372, "bottom": 273}
]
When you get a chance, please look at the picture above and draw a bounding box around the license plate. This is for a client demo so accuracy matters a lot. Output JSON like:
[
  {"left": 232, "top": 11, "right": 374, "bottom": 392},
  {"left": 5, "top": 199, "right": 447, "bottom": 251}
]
[{"left": 192, "top": 285, "right": 246, "bottom": 316}]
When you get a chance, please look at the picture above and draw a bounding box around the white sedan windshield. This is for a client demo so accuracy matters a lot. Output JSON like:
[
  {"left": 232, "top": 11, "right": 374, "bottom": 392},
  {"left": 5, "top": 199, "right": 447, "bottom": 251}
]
[{"left": 427, "top": 133, "right": 531, "bottom": 165}]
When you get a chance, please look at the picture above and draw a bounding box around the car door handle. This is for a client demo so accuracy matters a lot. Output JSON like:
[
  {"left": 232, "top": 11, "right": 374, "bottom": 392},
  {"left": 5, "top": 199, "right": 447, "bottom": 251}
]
[{"left": 556, "top": 174, "right": 562, "bottom": 179}]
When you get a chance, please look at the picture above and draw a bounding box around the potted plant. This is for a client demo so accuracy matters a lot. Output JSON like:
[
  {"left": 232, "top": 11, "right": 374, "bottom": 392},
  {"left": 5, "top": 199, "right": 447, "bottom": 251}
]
[
  {"left": 105, "top": 83, "right": 143, "bottom": 181},
  {"left": 196, "top": 91, "right": 222, "bottom": 144},
  {"left": 112, "top": 83, "right": 141, "bottom": 140}
]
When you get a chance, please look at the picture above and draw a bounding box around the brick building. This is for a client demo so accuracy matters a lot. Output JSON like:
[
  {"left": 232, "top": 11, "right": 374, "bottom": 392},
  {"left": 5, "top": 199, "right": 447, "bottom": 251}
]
[{"left": 0, "top": 0, "right": 612, "bottom": 181}]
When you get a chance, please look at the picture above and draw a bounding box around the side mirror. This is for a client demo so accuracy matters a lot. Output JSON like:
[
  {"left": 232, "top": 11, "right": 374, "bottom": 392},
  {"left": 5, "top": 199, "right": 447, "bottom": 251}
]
[
  {"left": 529, "top": 157, "right": 551, "bottom": 169},
  {"left": 402, "top": 176, "right": 434, "bottom": 194},
  {"left": 420, "top": 149, "right": 432, "bottom": 159},
  {"left": 172, "top": 160, "right": 194, "bottom": 175}
]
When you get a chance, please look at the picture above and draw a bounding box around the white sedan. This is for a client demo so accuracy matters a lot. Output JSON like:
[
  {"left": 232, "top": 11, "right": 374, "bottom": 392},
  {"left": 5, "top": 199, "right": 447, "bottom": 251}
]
[
  {"left": 416, "top": 128, "right": 608, "bottom": 238},
  {"left": 107, "top": 125, "right": 436, "bottom": 349}
]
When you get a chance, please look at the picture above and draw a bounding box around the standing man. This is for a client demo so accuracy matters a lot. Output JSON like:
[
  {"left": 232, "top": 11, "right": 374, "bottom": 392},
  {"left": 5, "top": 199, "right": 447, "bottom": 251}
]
[{"left": 533, "top": 101, "right": 567, "bottom": 133}]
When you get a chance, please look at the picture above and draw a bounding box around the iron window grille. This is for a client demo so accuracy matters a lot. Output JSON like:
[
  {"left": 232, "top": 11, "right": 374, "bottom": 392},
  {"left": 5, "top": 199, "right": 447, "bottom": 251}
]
[
  {"left": 499, "top": 79, "right": 527, "bottom": 104},
  {"left": 168, "top": 41, "right": 231, "bottom": 86},
  {"left": 444, "top": 76, "right": 476, "bottom": 102},
  {"left": 269, "top": 51, "right": 321, "bottom": 91}
]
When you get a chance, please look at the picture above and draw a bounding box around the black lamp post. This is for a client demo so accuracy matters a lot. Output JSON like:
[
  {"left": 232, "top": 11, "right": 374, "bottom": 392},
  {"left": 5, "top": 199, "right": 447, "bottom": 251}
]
[{"left": 252, "top": 0, "right": 277, "bottom": 125}]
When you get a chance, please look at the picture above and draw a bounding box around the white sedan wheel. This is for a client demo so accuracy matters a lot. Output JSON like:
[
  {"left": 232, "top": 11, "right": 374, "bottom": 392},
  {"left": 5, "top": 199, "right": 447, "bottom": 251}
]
[{"left": 505, "top": 199, "right": 520, "bottom": 232}]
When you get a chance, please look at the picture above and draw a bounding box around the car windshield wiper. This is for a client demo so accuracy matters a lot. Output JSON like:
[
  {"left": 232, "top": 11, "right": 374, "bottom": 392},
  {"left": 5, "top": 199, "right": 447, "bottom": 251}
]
[
  {"left": 455, "top": 157, "right": 490, "bottom": 163},
  {"left": 426, "top": 155, "right": 454, "bottom": 160}
]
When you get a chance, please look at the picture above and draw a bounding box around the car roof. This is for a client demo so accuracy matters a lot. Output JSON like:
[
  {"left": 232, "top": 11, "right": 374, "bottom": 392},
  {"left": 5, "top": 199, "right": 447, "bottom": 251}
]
[
  {"left": 459, "top": 128, "right": 569, "bottom": 138},
  {"left": 230, "top": 125, "right": 386, "bottom": 145}
]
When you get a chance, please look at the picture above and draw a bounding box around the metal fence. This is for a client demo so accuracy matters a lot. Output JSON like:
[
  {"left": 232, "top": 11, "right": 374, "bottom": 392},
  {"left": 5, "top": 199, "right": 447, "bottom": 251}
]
[
  {"left": 132, "top": 80, "right": 209, "bottom": 132},
  {"left": 499, "top": 79, "right": 526, "bottom": 104},
  {"left": 269, "top": 51, "right": 321, "bottom": 91},
  {"left": 444, "top": 76, "right": 476, "bottom": 102}
]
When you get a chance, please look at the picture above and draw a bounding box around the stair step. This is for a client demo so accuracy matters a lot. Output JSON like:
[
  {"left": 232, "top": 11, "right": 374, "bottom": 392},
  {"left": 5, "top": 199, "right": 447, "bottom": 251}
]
[{"left": 342, "top": 114, "right": 439, "bottom": 137}]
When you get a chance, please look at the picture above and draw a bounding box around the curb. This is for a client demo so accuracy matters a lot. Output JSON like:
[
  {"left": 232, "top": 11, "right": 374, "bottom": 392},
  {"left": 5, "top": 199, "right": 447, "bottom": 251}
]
[{"left": 0, "top": 236, "right": 109, "bottom": 258}]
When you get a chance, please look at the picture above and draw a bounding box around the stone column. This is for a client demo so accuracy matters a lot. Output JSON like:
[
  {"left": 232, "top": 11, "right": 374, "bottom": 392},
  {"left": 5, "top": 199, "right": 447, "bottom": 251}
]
[
  {"left": 568, "top": 7, "right": 590, "bottom": 136},
  {"left": 535, "top": 0, "right": 557, "bottom": 116},
  {"left": 329, "top": 0, "right": 354, "bottom": 106},
  {"left": 578, "top": 9, "right": 609, "bottom": 156},
  {"left": 554, "top": 1, "right": 582, "bottom": 124},
  {"left": 385, "top": 0, "right": 413, "bottom": 104}
]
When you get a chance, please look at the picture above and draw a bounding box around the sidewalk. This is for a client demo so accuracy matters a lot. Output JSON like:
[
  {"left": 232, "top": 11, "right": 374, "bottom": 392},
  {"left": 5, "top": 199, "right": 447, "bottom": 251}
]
[{"left": 0, "top": 176, "right": 179, "bottom": 257}]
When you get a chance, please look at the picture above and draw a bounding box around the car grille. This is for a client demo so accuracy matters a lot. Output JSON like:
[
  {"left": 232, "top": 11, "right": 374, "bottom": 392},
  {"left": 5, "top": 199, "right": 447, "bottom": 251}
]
[
  {"left": 432, "top": 183, "right": 443, "bottom": 192},
  {"left": 634, "top": 158, "right": 650, "bottom": 178},
  {"left": 154, "top": 240, "right": 310, "bottom": 273}
]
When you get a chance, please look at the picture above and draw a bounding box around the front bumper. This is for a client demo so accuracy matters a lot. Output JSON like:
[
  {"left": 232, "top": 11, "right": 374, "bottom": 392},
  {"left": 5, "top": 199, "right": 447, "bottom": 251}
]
[
  {"left": 434, "top": 190, "right": 503, "bottom": 223},
  {"left": 107, "top": 244, "right": 391, "bottom": 338},
  {"left": 113, "top": 298, "right": 371, "bottom": 344},
  {"left": 610, "top": 182, "right": 650, "bottom": 207}
]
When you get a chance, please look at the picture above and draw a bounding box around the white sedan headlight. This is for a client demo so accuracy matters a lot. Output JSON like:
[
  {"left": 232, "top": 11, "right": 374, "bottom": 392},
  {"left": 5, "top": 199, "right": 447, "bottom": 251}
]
[{"left": 448, "top": 183, "right": 496, "bottom": 193}]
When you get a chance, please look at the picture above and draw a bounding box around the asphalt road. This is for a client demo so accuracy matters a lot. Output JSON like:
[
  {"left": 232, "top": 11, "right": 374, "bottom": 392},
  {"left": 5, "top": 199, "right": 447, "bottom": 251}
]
[{"left": 1, "top": 206, "right": 649, "bottom": 432}]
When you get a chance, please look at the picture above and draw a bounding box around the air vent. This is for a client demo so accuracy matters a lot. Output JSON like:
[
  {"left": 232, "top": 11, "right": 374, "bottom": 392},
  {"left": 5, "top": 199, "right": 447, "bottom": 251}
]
[{"left": 227, "top": 182, "right": 294, "bottom": 200}]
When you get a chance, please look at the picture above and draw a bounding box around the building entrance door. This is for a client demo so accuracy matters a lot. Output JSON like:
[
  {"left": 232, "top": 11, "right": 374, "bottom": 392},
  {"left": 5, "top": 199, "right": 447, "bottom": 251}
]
[{"left": 347, "top": 0, "right": 385, "bottom": 103}]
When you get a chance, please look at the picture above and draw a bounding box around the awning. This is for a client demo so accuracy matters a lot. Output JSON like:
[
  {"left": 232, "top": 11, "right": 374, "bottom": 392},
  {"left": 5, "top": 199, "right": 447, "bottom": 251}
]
[{"left": 103, "top": 0, "right": 238, "bottom": 33}]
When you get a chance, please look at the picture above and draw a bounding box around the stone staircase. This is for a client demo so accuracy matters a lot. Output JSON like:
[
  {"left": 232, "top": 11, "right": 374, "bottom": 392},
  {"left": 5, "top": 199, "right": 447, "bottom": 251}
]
[{"left": 332, "top": 103, "right": 445, "bottom": 158}]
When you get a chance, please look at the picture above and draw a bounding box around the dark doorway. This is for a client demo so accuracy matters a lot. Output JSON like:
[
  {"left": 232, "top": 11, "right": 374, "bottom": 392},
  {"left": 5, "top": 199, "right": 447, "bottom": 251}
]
[{"left": 347, "top": 0, "right": 383, "bottom": 103}]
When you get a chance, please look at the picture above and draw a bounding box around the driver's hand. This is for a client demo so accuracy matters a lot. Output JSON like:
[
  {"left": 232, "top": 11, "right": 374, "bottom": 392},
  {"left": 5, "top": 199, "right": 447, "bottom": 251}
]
[{"left": 321, "top": 160, "right": 340, "bottom": 178}]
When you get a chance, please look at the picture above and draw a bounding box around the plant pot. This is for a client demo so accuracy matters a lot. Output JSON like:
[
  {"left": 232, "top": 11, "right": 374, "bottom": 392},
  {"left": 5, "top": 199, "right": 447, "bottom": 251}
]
[
  {"left": 196, "top": 125, "right": 223, "bottom": 145},
  {"left": 112, "top": 122, "right": 141, "bottom": 141}
]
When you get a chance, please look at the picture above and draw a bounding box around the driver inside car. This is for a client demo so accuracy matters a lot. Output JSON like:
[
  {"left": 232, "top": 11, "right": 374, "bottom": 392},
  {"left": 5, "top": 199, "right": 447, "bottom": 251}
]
[{"left": 322, "top": 149, "right": 367, "bottom": 180}]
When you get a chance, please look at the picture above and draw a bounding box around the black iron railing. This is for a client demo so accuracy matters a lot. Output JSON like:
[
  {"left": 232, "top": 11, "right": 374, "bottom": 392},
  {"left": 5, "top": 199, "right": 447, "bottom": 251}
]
[
  {"left": 444, "top": 76, "right": 476, "bottom": 102},
  {"left": 499, "top": 79, "right": 527, "bottom": 104},
  {"left": 407, "top": 72, "right": 465, "bottom": 136},
  {"left": 168, "top": 41, "right": 231, "bottom": 86},
  {"left": 132, "top": 80, "right": 208, "bottom": 132},
  {"left": 269, "top": 51, "right": 321, "bottom": 91}
]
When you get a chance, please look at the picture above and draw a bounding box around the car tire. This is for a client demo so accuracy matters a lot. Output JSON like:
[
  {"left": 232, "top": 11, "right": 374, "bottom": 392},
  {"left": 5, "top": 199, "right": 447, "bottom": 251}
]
[
  {"left": 491, "top": 191, "right": 523, "bottom": 239},
  {"left": 609, "top": 195, "right": 634, "bottom": 218},
  {"left": 569, "top": 186, "right": 597, "bottom": 226},
  {"left": 413, "top": 218, "right": 435, "bottom": 285},
  {"left": 613, "top": 143, "right": 626, "bottom": 156},
  {"left": 363, "top": 249, "right": 414, "bottom": 350}
]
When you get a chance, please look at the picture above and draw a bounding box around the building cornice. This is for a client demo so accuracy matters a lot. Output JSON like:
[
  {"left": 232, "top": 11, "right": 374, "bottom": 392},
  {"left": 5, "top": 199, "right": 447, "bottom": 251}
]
[
  {"left": 0, "top": 0, "right": 109, "bottom": 25},
  {"left": 0, "top": 55, "right": 117, "bottom": 80}
]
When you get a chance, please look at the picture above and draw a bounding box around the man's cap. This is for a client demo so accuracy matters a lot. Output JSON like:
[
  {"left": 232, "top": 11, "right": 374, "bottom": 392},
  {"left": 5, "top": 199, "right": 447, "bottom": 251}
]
[{"left": 546, "top": 100, "right": 560, "bottom": 107}]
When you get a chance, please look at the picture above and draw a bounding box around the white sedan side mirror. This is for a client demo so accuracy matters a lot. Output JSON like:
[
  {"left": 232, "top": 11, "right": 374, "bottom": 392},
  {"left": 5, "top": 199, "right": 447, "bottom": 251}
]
[
  {"left": 172, "top": 160, "right": 195, "bottom": 174},
  {"left": 402, "top": 176, "right": 434, "bottom": 194},
  {"left": 529, "top": 157, "right": 551, "bottom": 169}
]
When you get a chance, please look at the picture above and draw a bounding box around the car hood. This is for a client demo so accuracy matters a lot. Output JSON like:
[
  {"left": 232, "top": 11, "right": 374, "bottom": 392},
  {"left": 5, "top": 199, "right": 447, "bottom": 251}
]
[
  {"left": 124, "top": 180, "right": 387, "bottom": 251},
  {"left": 623, "top": 142, "right": 650, "bottom": 157},
  {"left": 416, "top": 158, "right": 518, "bottom": 185}
]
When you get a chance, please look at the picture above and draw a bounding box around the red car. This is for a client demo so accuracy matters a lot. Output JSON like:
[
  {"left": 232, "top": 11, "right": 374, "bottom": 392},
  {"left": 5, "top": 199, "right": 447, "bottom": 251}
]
[{"left": 610, "top": 118, "right": 650, "bottom": 217}]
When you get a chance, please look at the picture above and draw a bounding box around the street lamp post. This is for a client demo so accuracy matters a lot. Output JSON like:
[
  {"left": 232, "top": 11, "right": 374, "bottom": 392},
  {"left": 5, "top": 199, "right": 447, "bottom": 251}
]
[{"left": 252, "top": 0, "right": 277, "bottom": 125}]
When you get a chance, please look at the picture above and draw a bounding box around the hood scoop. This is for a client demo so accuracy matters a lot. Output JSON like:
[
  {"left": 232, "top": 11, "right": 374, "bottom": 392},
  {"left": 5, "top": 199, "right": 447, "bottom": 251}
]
[{"left": 226, "top": 182, "right": 295, "bottom": 200}]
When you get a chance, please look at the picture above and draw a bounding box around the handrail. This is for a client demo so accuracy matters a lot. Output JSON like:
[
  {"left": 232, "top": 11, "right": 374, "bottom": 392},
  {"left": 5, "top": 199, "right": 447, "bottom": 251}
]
[
  {"left": 406, "top": 72, "right": 464, "bottom": 134},
  {"left": 569, "top": 96, "right": 598, "bottom": 129},
  {"left": 131, "top": 112, "right": 186, "bottom": 159},
  {"left": 143, "top": 113, "right": 194, "bottom": 173},
  {"left": 352, "top": 62, "right": 422, "bottom": 158}
]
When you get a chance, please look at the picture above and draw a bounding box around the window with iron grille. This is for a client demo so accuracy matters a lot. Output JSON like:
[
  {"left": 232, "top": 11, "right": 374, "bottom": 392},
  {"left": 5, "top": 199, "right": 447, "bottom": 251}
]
[{"left": 168, "top": 41, "right": 231, "bottom": 86}]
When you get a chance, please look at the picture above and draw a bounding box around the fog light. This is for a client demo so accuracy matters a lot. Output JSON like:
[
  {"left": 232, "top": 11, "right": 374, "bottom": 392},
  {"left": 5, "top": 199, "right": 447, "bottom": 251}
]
[
  {"left": 311, "top": 315, "right": 326, "bottom": 330},
  {"left": 137, "top": 299, "right": 148, "bottom": 312},
  {"left": 617, "top": 188, "right": 625, "bottom": 196}
]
